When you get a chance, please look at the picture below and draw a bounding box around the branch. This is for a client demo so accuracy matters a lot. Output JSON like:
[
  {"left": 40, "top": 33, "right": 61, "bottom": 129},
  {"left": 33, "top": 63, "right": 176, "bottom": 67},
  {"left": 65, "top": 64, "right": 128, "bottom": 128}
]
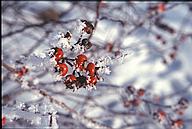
[
  {"left": 88, "top": 1, "right": 102, "bottom": 41},
  {"left": 2, "top": 62, "right": 112, "bottom": 129}
]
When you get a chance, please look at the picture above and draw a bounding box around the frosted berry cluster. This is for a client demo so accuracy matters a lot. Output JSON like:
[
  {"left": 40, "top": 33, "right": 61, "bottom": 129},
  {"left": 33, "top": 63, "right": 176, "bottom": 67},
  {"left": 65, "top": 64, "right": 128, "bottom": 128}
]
[{"left": 45, "top": 20, "right": 111, "bottom": 91}]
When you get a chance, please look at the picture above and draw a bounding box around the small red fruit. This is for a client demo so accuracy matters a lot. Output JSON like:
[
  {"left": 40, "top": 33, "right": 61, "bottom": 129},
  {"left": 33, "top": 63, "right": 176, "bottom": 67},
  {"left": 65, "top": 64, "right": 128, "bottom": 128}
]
[
  {"left": 172, "top": 119, "right": 184, "bottom": 129},
  {"left": 66, "top": 74, "right": 76, "bottom": 82},
  {"left": 16, "top": 66, "right": 28, "bottom": 78},
  {"left": 2, "top": 116, "right": 6, "bottom": 126},
  {"left": 86, "top": 63, "right": 96, "bottom": 76},
  {"left": 153, "top": 109, "right": 166, "bottom": 122},
  {"left": 88, "top": 76, "right": 97, "bottom": 85},
  {"left": 169, "top": 52, "right": 176, "bottom": 60},
  {"left": 156, "top": 35, "right": 162, "bottom": 40},
  {"left": 131, "top": 98, "right": 141, "bottom": 107},
  {"left": 158, "top": 110, "right": 166, "bottom": 122},
  {"left": 137, "top": 88, "right": 145, "bottom": 97},
  {"left": 55, "top": 48, "right": 64, "bottom": 62},
  {"left": 158, "top": 3, "right": 165, "bottom": 13},
  {"left": 75, "top": 54, "right": 87, "bottom": 71},
  {"left": 77, "top": 54, "right": 87, "bottom": 63},
  {"left": 57, "top": 63, "right": 68, "bottom": 76}
]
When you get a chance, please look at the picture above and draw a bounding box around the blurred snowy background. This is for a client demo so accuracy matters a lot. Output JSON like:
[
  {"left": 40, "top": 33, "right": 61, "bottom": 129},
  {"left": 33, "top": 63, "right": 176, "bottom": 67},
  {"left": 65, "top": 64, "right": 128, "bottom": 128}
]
[{"left": 2, "top": 1, "right": 192, "bottom": 129}]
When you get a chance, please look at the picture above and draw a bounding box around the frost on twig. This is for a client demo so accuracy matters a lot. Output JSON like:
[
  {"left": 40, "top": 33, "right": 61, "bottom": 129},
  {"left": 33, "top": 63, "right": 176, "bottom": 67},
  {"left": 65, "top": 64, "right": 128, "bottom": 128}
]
[{"left": 3, "top": 100, "right": 58, "bottom": 129}]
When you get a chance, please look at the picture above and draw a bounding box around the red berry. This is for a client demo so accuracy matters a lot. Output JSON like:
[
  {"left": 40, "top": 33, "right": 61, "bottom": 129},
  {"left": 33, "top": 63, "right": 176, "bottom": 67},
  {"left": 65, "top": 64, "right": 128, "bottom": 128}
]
[
  {"left": 75, "top": 63, "right": 85, "bottom": 71},
  {"left": 88, "top": 76, "right": 97, "bottom": 85},
  {"left": 158, "top": 110, "right": 166, "bottom": 121},
  {"left": 161, "top": 40, "right": 166, "bottom": 45},
  {"left": 172, "top": 119, "right": 184, "bottom": 128},
  {"left": 77, "top": 54, "right": 87, "bottom": 63},
  {"left": 55, "top": 48, "right": 64, "bottom": 62},
  {"left": 66, "top": 74, "right": 76, "bottom": 82},
  {"left": 75, "top": 54, "right": 87, "bottom": 71},
  {"left": 137, "top": 88, "right": 145, "bottom": 97},
  {"left": 162, "top": 58, "right": 167, "bottom": 64},
  {"left": 169, "top": 52, "right": 176, "bottom": 60},
  {"left": 158, "top": 110, "right": 166, "bottom": 117},
  {"left": 175, "top": 108, "right": 185, "bottom": 115},
  {"left": 131, "top": 98, "right": 141, "bottom": 107},
  {"left": 16, "top": 66, "right": 28, "bottom": 78},
  {"left": 153, "top": 109, "right": 166, "bottom": 122},
  {"left": 86, "top": 63, "right": 96, "bottom": 76},
  {"left": 158, "top": 3, "right": 165, "bottom": 13},
  {"left": 57, "top": 63, "right": 68, "bottom": 76},
  {"left": 2, "top": 116, "right": 6, "bottom": 126},
  {"left": 156, "top": 35, "right": 162, "bottom": 40},
  {"left": 64, "top": 74, "right": 77, "bottom": 89}
]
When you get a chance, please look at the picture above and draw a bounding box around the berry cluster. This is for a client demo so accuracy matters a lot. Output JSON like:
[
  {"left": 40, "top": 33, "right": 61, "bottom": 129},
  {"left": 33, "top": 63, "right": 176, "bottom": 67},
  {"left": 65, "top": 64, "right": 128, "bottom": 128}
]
[
  {"left": 15, "top": 66, "right": 28, "bottom": 78},
  {"left": 148, "top": 3, "right": 166, "bottom": 14},
  {"left": 153, "top": 109, "right": 185, "bottom": 129},
  {"left": 154, "top": 33, "right": 180, "bottom": 65},
  {"left": 49, "top": 47, "right": 101, "bottom": 91},
  {"left": 173, "top": 97, "right": 189, "bottom": 116},
  {"left": 2, "top": 116, "right": 6, "bottom": 126},
  {"left": 46, "top": 20, "right": 109, "bottom": 91},
  {"left": 153, "top": 110, "right": 186, "bottom": 129},
  {"left": 123, "top": 86, "right": 145, "bottom": 107},
  {"left": 123, "top": 85, "right": 189, "bottom": 129}
]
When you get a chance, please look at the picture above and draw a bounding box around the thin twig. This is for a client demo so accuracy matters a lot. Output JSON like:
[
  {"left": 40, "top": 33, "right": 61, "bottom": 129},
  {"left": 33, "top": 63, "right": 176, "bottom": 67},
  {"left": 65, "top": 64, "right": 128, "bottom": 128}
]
[{"left": 88, "top": 1, "right": 102, "bottom": 41}]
